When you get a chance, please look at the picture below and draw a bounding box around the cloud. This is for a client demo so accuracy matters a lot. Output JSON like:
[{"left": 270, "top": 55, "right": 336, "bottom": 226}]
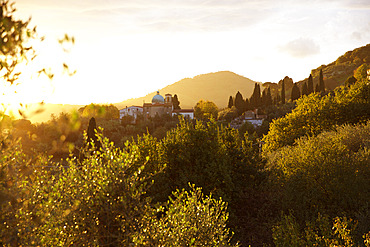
[
  {"left": 352, "top": 31, "right": 362, "bottom": 40},
  {"left": 278, "top": 38, "right": 320, "bottom": 58},
  {"left": 56, "top": 0, "right": 277, "bottom": 33}
]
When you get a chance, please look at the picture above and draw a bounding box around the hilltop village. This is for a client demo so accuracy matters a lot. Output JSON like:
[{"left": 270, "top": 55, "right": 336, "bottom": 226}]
[{"left": 120, "top": 91, "right": 194, "bottom": 120}]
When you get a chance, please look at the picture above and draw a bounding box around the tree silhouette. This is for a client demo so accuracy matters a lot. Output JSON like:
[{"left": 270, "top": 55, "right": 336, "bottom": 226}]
[
  {"left": 266, "top": 87, "right": 273, "bottom": 106},
  {"left": 319, "top": 69, "right": 325, "bottom": 92},
  {"left": 228, "top": 96, "right": 233, "bottom": 108},
  {"left": 234, "top": 91, "right": 245, "bottom": 115},
  {"left": 302, "top": 82, "right": 308, "bottom": 96},
  {"left": 87, "top": 117, "right": 101, "bottom": 150},
  {"left": 173, "top": 94, "right": 181, "bottom": 109},
  {"left": 250, "top": 83, "right": 261, "bottom": 108},
  {"left": 281, "top": 80, "right": 285, "bottom": 104},
  {"left": 315, "top": 83, "right": 320, "bottom": 93},
  {"left": 291, "top": 83, "right": 301, "bottom": 101},
  {"left": 307, "top": 74, "right": 314, "bottom": 94}
]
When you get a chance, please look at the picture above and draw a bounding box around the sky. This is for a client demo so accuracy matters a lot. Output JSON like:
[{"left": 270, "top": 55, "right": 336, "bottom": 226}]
[{"left": 4, "top": 0, "right": 370, "bottom": 105}]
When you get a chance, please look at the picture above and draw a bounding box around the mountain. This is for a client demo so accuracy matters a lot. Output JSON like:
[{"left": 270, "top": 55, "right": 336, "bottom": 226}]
[
  {"left": 26, "top": 44, "right": 370, "bottom": 123},
  {"left": 115, "top": 71, "right": 257, "bottom": 109},
  {"left": 297, "top": 43, "right": 370, "bottom": 90}
]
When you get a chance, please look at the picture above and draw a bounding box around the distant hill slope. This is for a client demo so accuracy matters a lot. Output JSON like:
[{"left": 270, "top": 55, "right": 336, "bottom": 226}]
[
  {"left": 115, "top": 71, "right": 257, "bottom": 109},
  {"left": 26, "top": 103, "right": 83, "bottom": 123},
  {"left": 297, "top": 43, "right": 370, "bottom": 90}
]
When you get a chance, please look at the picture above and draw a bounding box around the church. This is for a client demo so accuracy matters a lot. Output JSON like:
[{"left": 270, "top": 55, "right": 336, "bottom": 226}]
[
  {"left": 120, "top": 91, "right": 194, "bottom": 120},
  {"left": 143, "top": 92, "right": 173, "bottom": 118}
]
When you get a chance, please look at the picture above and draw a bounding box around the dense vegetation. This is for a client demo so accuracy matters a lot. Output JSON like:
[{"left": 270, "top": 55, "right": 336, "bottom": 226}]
[
  {"left": 2, "top": 77, "right": 370, "bottom": 246},
  {"left": 1, "top": 1, "right": 370, "bottom": 246}
]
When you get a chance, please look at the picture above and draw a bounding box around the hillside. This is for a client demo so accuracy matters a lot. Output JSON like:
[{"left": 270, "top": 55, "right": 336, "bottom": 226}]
[
  {"left": 26, "top": 103, "right": 83, "bottom": 123},
  {"left": 297, "top": 43, "right": 370, "bottom": 90},
  {"left": 115, "top": 71, "right": 258, "bottom": 109}
]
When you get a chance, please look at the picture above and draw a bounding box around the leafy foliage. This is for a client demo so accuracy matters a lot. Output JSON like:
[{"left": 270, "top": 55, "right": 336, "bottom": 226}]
[
  {"left": 135, "top": 185, "right": 238, "bottom": 246},
  {"left": 267, "top": 123, "right": 370, "bottom": 244},
  {"left": 263, "top": 79, "right": 370, "bottom": 153},
  {"left": 149, "top": 118, "right": 257, "bottom": 203},
  {"left": 218, "top": 106, "right": 238, "bottom": 122},
  {"left": 273, "top": 213, "right": 360, "bottom": 247},
  {"left": 194, "top": 100, "right": 218, "bottom": 120},
  {"left": 78, "top": 104, "right": 120, "bottom": 120},
  {"left": 0, "top": 0, "right": 37, "bottom": 84},
  {"left": 0, "top": 131, "right": 237, "bottom": 246}
]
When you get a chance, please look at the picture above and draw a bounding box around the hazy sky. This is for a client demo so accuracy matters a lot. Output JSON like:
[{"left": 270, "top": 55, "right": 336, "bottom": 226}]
[{"left": 8, "top": 0, "right": 370, "bottom": 105}]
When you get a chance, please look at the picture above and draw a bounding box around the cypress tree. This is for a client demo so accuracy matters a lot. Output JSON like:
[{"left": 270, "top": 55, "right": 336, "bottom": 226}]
[
  {"left": 281, "top": 80, "right": 285, "bottom": 104},
  {"left": 261, "top": 90, "right": 267, "bottom": 107},
  {"left": 87, "top": 117, "right": 101, "bottom": 150},
  {"left": 275, "top": 94, "right": 281, "bottom": 105},
  {"left": 302, "top": 82, "right": 308, "bottom": 96},
  {"left": 228, "top": 96, "right": 233, "bottom": 108},
  {"left": 266, "top": 87, "right": 273, "bottom": 106},
  {"left": 307, "top": 74, "right": 314, "bottom": 94},
  {"left": 245, "top": 98, "right": 250, "bottom": 111},
  {"left": 173, "top": 94, "right": 181, "bottom": 109},
  {"left": 291, "top": 83, "right": 301, "bottom": 101},
  {"left": 250, "top": 83, "right": 262, "bottom": 108},
  {"left": 256, "top": 84, "right": 262, "bottom": 107},
  {"left": 249, "top": 83, "right": 257, "bottom": 109},
  {"left": 234, "top": 91, "right": 245, "bottom": 115},
  {"left": 319, "top": 69, "right": 325, "bottom": 92}
]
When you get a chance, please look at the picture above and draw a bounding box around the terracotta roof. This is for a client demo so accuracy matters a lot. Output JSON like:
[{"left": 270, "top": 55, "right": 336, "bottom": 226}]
[{"left": 172, "top": 109, "right": 194, "bottom": 113}]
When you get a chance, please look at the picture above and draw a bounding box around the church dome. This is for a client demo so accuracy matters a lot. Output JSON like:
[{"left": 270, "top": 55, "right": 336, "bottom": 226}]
[{"left": 152, "top": 91, "right": 165, "bottom": 104}]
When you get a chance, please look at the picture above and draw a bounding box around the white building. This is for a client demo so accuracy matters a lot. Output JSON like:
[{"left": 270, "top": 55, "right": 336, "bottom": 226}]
[
  {"left": 172, "top": 109, "right": 194, "bottom": 119},
  {"left": 119, "top": 106, "right": 143, "bottom": 119}
]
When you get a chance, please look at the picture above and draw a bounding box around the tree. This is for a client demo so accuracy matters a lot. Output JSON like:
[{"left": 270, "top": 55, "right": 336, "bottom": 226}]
[
  {"left": 86, "top": 117, "right": 101, "bottom": 150},
  {"left": 256, "top": 84, "right": 262, "bottom": 107},
  {"left": 268, "top": 123, "right": 370, "bottom": 245},
  {"left": 0, "top": 131, "right": 239, "bottom": 246},
  {"left": 79, "top": 104, "right": 119, "bottom": 120},
  {"left": 261, "top": 89, "right": 267, "bottom": 106},
  {"left": 0, "top": 0, "right": 37, "bottom": 85},
  {"left": 245, "top": 98, "right": 250, "bottom": 110},
  {"left": 307, "top": 74, "right": 314, "bottom": 94},
  {"left": 281, "top": 79, "right": 285, "bottom": 104},
  {"left": 194, "top": 100, "right": 218, "bottom": 120},
  {"left": 301, "top": 82, "right": 308, "bottom": 96},
  {"left": 290, "top": 83, "right": 300, "bottom": 101},
  {"left": 234, "top": 91, "right": 245, "bottom": 115},
  {"left": 262, "top": 80, "right": 370, "bottom": 154},
  {"left": 228, "top": 96, "right": 233, "bottom": 108},
  {"left": 319, "top": 69, "right": 325, "bottom": 92},
  {"left": 266, "top": 87, "right": 273, "bottom": 106},
  {"left": 173, "top": 94, "right": 181, "bottom": 109},
  {"left": 354, "top": 63, "right": 369, "bottom": 82},
  {"left": 218, "top": 106, "right": 238, "bottom": 122},
  {"left": 136, "top": 185, "right": 237, "bottom": 246},
  {"left": 345, "top": 75, "right": 357, "bottom": 87},
  {"left": 250, "top": 83, "right": 261, "bottom": 108}
]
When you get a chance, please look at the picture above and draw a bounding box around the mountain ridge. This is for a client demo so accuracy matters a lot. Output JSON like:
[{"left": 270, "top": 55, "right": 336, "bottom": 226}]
[
  {"left": 115, "top": 71, "right": 258, "bottom": 109},
  {"left": 26, "top": 44, "right": 370, "bottom": 123}
]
